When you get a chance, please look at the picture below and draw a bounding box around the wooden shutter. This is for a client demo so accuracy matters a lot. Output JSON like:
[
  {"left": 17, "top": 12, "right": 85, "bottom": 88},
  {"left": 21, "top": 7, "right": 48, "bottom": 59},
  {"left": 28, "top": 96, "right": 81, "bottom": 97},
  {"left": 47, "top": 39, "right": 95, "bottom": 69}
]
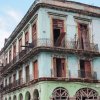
[
  {"left": 61, "top": 58, "right": 66, "bottom": 77},
  {"left": 32, "top": 23, "right": 37, "bottom": 43},
  {"left": 85, "top": 61, "right": 91, "bottom": 78},
  {"left": 53, "top": 19, "right": 64, "bottom": 34},
  {"left": 78, "top": 23, "right": 82, "bottom": 49},
  {"left": 53, "top": 58, "right": 57, "bottom": 77},
  {"left": 33, "top": 60, "right": 38, "bottom": 79}
]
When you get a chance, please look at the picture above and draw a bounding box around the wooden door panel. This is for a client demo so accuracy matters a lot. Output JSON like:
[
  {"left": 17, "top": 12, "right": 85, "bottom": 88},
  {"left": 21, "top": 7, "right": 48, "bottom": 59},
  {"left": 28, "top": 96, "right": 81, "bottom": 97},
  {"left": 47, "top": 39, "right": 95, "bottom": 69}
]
[
  {"left": 85, "top": 61, "right": 91, "bottom": 78},
  {"left": 53, "top": 58, "right": 57, "bottom": 77},
  {"left": 61, "top": 58, "right": 66, "bottom": 77},
  {"left": 34, "top": 60, "right": 38, "bottom": 79},
  {"left": 53, "top": 19, "right": 65, "bottom": 46}
]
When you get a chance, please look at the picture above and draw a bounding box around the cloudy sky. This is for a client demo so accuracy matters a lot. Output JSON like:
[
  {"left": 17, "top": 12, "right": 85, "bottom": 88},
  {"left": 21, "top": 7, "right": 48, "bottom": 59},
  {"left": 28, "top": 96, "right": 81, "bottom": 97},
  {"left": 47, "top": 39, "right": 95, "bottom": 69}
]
[{"left": 0, "top": 0, "right": 100, "bottom": 50}]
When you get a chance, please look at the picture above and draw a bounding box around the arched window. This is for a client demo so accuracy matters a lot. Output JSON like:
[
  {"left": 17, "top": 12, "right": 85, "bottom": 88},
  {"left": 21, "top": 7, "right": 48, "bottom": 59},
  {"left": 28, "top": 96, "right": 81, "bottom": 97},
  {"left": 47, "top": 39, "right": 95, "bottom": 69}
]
[
  {"left": 33, "top": 89, "right": 39, "bottom": 100},
  {"left": 52, "top": 87, "right": 69, "bottom": 100},
  {"left": 9, "top": 97, "right": 11, "bottom": 100},
  {"left": 76, "top": 88, "right": 98, "bottom": 100},
  {"left": 25, "top": 91, "right": 31, "bottom": 100},
  {"left": 19, "top": 93, "right": 23, "bottom": 100},
  {"left": 13, "top": 95, "right": 17, "bottom": 100},
  {"left": 5, "top": 98, "right": 7, "bottom": 100}
]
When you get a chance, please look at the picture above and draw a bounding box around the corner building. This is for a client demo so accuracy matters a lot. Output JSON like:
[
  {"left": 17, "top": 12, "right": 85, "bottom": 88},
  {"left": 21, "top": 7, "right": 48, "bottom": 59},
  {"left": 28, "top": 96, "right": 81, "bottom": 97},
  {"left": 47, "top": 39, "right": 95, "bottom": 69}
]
[{"left": 0, "top": 0, "right": 100, "bottom": 100}]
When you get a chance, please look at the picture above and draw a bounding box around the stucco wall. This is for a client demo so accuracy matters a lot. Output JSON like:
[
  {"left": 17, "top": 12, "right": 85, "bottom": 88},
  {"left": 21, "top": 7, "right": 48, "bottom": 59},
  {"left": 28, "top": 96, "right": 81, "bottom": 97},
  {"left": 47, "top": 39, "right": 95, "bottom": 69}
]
[
  {"left": 3, "top": 81, "right": 100, "bottom": 100},
  {"left": 68, "top": 55, "right": 79, "bottom": 78},
  {"left": 93, "top": 57, "right": 100, "bottom": 80},
  {"left": 38, "top": 52, "right": 51, "bottom": 77}
]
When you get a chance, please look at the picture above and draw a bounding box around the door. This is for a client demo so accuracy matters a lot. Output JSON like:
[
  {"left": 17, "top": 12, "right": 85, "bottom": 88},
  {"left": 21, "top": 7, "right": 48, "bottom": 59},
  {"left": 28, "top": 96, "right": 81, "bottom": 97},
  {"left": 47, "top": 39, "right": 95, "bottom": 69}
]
[
  {"left": 33, "top": 60, "right": 38, "bottom": 79},
  {"left": 19, "top": 70, "right": 22, "bottom": 84},
  {"left": 53, "top": 58, "right": 66, "bottom": 77},
  {"left": 32, "top": 23, "right": 37, "bottom": 46},
  {"left": 26, "top": 66, "right": 29, "bottom": 82},
  {"left": 78, "top": 23, "right": 90, "bottom": 50},
  {"left": 53, "top": 19, "right": 65, "bottom": 47},
  {"left": 61, "top": 58, "right": 66, "bottom": 77},
  {"left": 85, "top": 61, "right": 92, "bottom": 78}
]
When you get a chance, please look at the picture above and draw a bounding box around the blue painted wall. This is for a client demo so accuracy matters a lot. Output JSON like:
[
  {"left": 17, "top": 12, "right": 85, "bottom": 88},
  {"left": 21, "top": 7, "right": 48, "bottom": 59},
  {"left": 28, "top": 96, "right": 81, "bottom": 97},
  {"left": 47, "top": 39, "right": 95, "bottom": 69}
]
[
  {"left": 37, "top": 7, "right": 100, "bottom": 79},
  {"left": 67, "top": 55, "right": 79, "bottom": 78},
  {"left": 93, "top": 57, "right": 100, "bottom": 80},
  {"left": 38, "top": 52, "right": 52, "bottom": 77}
]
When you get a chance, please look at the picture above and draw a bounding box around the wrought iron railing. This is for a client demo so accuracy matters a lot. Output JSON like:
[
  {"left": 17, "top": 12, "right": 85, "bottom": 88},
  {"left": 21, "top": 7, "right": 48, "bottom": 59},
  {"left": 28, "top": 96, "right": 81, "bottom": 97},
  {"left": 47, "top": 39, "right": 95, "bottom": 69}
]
[
  {"left": 1, "top": 78, "right": 24, "bottom": 92},
  {"left": 1, "top": 39, "right": 99, "bottom": 75},
  {"left": 69, "top": 70, "right": 97, "bottom": 80},
  {"left": 78, "top": 70, "right": 97, "bottom": 79}
]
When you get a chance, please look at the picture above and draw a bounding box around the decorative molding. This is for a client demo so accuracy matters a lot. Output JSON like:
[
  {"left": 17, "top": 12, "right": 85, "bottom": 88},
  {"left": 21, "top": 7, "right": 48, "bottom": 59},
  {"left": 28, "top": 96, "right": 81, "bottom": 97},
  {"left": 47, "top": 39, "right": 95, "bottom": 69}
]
[
  {"left": 74, "top": 16, "right": 92, "bottom": 24},
  {"left": 48, "top": 12, "right": 67, "bottom": 17}
]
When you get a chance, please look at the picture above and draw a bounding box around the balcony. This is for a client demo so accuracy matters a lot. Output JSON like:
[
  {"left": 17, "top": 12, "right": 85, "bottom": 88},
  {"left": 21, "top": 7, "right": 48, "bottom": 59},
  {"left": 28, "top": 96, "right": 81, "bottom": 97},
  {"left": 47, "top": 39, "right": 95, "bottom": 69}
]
[
  {"left": 31, "top": 39, "right": 99, "bottom": 52},
  {"left": 1, "top": 72, "right": 99, "bottom": 94},
  {"left": 1, "top": 39, "right": 99, "bottom": 76},
  {"left": 1, "top": 78, "right": 24, "bottom": 93},
  {"left": 78, "top": 70, "right": 97, "bottom": 80},
  {"left": 1, "top": 75, "right": 34, "bottom": 93},
  {"left": 69, "top": 70, "right": 97, "bottom": 82}
]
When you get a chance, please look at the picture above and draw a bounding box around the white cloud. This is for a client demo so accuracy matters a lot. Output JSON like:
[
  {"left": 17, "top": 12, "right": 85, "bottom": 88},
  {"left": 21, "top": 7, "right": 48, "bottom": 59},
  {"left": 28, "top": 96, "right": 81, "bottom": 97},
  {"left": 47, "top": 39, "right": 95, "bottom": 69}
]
[
  {"left": 0, "top": 9, "right": 23, "bottom": 50},
  {"left": 6, "top": 9, "right": 23, "bottom": 23}
]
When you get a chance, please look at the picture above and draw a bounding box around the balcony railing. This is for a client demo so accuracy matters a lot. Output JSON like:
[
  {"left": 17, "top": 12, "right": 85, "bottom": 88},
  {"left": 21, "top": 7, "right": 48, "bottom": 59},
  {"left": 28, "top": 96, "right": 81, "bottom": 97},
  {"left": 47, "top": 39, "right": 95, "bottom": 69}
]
[
  {"left": 0, "top": 72, "right": 99, "bottom": 93},
  {"left": 1, "top": 39, "right": 99, "bottom": 75},
  {"left": 69, "top": 70, "right": 97, "bottom": 80},
  {"left": 78, "top": 70, "right": 97, "bottom": 79},
  {"left": 1, "top": 78, "right": 24, "bottom": 92}
]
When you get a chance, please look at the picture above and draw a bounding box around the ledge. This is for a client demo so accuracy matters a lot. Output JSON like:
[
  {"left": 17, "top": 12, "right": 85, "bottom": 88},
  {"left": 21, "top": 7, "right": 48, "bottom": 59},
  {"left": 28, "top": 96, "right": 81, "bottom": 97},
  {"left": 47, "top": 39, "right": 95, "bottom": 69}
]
[
  {"left": 1, "top": 77, "right": 100, "bottom": 94},
  {"left": 1, "top": 46, "right": 100, "bottom": 76}
]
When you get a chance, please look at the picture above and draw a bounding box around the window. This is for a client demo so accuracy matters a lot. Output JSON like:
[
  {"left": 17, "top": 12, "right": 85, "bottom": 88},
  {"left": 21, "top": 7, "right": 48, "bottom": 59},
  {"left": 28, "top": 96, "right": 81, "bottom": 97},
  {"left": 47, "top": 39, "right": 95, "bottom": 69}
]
[
  {"left": 13, "top": 74, "right": 16, "bottom": 83},
  {"left": 53, "top": 58, "right": 66, "bottom": 77},
  {"left": 76, "top": 88, "right": 98, "bottom": 100},
  {"left": 25, "top": 32, "right": 29, "bottom": 45},
  {"left": 19, "top": 70, "right": 22, "bottom": 84},
  {"left": 33, "top": 89, "right": 39, "bottom": 100},
  {"left": 9, "top": 76, "right": 12, "bottom": 84},
  {"left": 52, "top": 87, "right": 69, "bottom": 100},
  {"left": 13, "top": 43, "right": 16, "bottom": 58},
  {"left": 33, "top": 60, "right": 38, "bottom": 79},
  {"left": 9, "top": 50, "right": 12, "bottom": 62},
  {"left": 19, "top": 38, "right": 22, "bottom": 52},
  {"left": 79, "top": 60, "right": 92, "bottom": 78},
  {"left": 5, "top": 58, "right": 7, "bottom": 65},
  {"left": 32, "top": 23, "right": 37, "bottom": 43},
  {"left": 52, "top": 19, "right": 65, "bottom": 47},
  {"left": 78, "top": 23, "right": 90, "bottom": 50},
  {"left": 26, "top": 66, "right": 30, "bottom": 82},
  {"left": 19, "top": 93, "right": 23, "bottom": 100},
  {"left": 5, "top": 79, "right": 7, "bottom": 86}
]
